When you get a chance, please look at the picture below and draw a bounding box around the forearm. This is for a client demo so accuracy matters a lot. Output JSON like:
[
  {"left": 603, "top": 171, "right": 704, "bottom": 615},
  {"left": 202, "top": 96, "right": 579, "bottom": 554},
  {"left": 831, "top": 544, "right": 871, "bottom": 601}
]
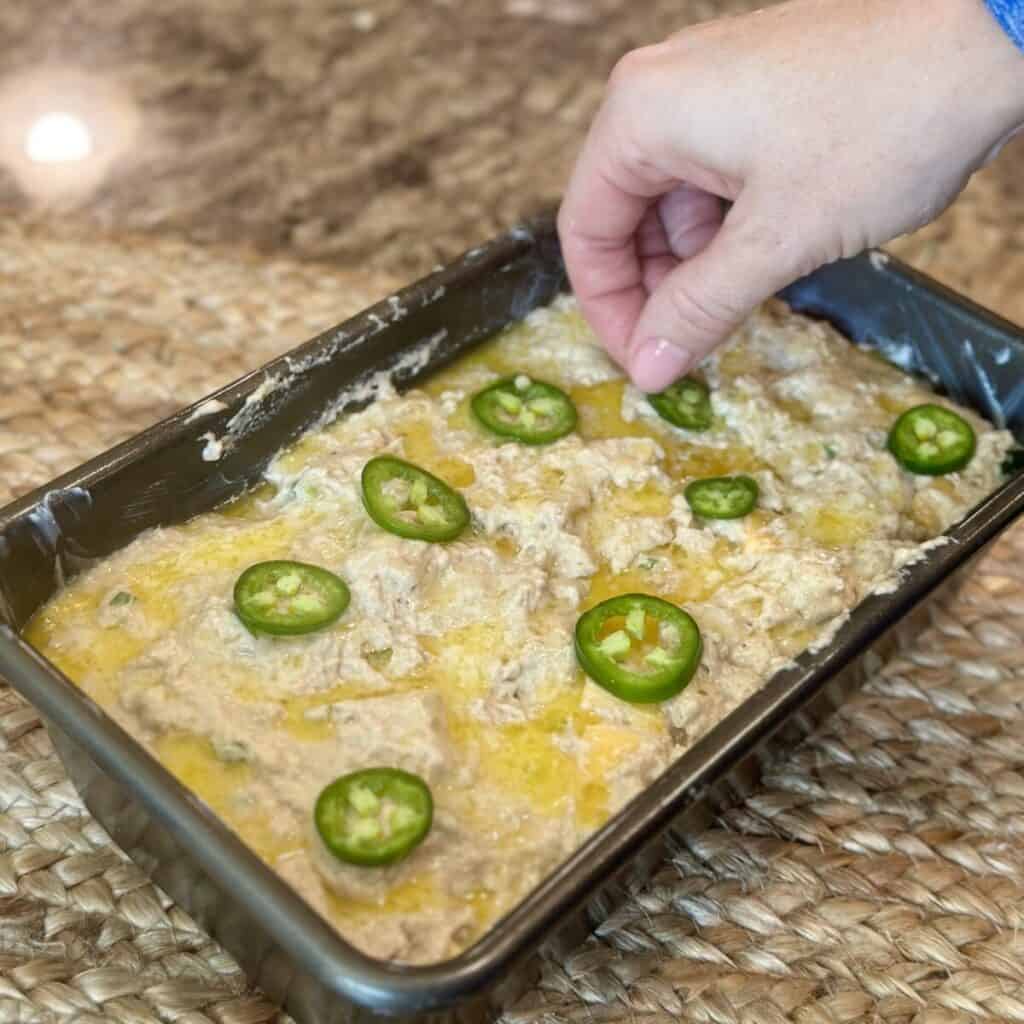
[
  {"left": 966, "top": 0, "right": 1024, "bottom": 143},
  {"left": 920, "top": 0, "right": 1024, "bottom": 172}
]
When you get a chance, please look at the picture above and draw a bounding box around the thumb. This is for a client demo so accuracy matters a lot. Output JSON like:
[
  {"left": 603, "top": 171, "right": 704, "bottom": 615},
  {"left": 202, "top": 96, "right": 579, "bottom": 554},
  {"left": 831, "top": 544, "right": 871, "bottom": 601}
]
[{"left": 626, "top": 205, "right": 817, "bottom": 392}]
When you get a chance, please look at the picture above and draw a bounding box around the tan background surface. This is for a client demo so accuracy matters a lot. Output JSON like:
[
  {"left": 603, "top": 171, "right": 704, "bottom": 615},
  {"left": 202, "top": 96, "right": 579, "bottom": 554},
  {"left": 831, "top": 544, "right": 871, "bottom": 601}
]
[
  {"left": 0, "top": 0, "right": 1021, "bottom": 312},
  {"left": 2, "top": 2, "right": 1024, "bottom": 1022}
]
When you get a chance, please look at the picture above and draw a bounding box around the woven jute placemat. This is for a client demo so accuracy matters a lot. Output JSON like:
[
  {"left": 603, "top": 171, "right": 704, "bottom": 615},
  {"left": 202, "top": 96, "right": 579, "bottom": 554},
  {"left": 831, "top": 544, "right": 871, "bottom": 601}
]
[
  {"left": 3, "top": 212, "right": 1024, "bottom": 1024},
  {"left": 0, "top": 222, "right": 394, "bottom": 1024}
]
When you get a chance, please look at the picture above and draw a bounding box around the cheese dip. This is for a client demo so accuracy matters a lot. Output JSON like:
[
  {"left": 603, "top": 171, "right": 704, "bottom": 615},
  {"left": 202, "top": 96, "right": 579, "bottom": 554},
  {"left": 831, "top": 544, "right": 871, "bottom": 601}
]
[{"left": 25, "top": 297, "right": 1014, "bottom": 963}]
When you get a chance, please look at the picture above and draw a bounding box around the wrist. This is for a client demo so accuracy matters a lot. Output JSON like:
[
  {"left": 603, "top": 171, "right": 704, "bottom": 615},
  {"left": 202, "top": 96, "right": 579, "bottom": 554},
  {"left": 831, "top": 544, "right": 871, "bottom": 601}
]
[
  {"left": 982, "top": 0, "right": 1024, "bottom": 54},
  {"left": 963, "top": 0, "right": 1024, "bottom": 128},
  {"left": 909, "top": 0, "right": 1024, "bottom": 162}
]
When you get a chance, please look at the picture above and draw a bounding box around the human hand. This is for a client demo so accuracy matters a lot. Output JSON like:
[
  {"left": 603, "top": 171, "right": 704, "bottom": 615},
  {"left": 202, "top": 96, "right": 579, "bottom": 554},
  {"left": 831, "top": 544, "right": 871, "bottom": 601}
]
[{"left": 558, "top": 0, "right": 1024, "bottom": 392}]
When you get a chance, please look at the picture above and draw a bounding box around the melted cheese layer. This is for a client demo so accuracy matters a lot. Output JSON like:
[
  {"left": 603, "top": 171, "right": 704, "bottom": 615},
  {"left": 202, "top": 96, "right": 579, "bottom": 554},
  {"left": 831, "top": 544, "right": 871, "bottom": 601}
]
[{"left": 25, "top": 297, "right": 1013, "bottom": 964}]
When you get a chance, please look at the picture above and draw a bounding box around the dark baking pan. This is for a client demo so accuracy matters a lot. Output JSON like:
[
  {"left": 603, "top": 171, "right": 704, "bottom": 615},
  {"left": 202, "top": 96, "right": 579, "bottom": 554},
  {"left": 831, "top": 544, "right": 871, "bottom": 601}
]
[{"left": 1, "top": 215, "right": 1024, "bottom": 1024}]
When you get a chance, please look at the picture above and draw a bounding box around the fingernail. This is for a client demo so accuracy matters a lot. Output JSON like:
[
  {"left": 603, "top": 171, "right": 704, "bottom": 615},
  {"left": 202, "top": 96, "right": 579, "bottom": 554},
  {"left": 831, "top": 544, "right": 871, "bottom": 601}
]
[{"left": 629, "top": 338, "right": 694, "bottom": 393}]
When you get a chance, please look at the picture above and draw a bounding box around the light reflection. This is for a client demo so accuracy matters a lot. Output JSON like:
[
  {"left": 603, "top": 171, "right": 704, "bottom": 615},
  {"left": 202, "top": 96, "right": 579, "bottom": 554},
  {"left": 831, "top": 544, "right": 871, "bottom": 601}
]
[
  {"left": 0, "top": 67, "right": 139, "bottom": 202},
  {"left": 26, "top": 112, "right": 93, "bottom": 164}
]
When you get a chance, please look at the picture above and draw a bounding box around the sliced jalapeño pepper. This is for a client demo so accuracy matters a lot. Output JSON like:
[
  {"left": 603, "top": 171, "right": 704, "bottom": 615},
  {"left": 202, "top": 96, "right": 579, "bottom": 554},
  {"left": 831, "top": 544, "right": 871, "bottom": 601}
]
[
  {"left": 315, "top": 767, "right": 433, "bottom": 867},
  {"left": 361, "top": 455, "right": 470, "bottom": 542},
  {"left": 887, "top": 403, "right": 976, "bottom": 475},
  {"left": 471, "top": 375, "right": 577, "bottom": 444},
  {"left": 234, "top": 560, "right": 350, "bottom": 636},
  {"left": 647, "top": 377, "right": 712, "bottom": 431},
  {"left": 575, "top": 594, "right": 702, "bottom": 704},
  {"left": 685, "top": 475, "right": 759, "bottom": 520}
]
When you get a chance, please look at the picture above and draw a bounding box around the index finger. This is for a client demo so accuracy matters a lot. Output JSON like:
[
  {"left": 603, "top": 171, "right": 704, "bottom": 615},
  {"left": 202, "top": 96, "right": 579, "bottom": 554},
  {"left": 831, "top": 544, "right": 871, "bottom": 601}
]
[{"left": 557, "top": 100, "right": 674, "bottom": 363}]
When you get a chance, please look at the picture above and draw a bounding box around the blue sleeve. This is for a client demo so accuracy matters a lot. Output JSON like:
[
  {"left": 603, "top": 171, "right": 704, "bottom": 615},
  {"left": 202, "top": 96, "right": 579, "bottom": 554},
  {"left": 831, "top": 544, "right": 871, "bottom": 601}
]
[{"left": 986, "top": 0, "right": 1024, "bottom": 50}]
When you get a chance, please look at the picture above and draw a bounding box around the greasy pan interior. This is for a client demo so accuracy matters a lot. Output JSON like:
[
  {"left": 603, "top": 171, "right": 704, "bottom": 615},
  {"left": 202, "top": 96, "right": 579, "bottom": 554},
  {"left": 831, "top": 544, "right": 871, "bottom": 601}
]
[{"left": 2, "top": 215, "right": 1024, "bottom": 1022}]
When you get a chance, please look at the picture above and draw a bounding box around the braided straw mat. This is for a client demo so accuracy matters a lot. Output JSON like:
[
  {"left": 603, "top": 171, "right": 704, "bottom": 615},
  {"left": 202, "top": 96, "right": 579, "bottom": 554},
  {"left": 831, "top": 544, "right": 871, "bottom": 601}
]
[{"left": 5, "top": 203, "right": 1024, "bottom": 1024}]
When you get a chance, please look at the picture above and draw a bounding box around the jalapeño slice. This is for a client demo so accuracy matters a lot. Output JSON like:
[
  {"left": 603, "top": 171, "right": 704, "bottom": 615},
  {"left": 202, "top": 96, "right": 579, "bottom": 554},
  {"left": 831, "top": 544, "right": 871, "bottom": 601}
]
[
  {"left": 234, "top": 560, "right": 350, "bottom": 636},
  {"left": 361, "top": 456, "right": 470, "bottom": 542},
  {"left": 887, "top": 403, "right": 976, "bottom": 475},
  {"left": 471, "top": 375, "right": 577, "bottom": 445},
  {"left": 315, "top": 767, "right": 433, "bottom": 867},
  {"left": 575, "top": 594, "right": 702, "bottom": 704},
  {"left": 647, "top": 377, "right": 712, "bottom": 431},
  {"left": 685, "top": 474, "right": 759, "bottom": 520}
]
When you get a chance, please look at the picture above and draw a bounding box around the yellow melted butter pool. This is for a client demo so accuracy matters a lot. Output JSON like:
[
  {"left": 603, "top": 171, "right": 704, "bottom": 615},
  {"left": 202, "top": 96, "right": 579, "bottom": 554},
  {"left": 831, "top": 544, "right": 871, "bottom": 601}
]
[{"left": 21, "top": 301, "right": 927, "bottom": 958}]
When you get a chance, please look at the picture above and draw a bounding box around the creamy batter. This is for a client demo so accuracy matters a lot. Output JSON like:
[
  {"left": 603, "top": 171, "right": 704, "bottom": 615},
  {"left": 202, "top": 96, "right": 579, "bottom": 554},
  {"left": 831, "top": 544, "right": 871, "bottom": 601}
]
[{"left": 25, "top": 297, "right": 1013, "bottom": 963}]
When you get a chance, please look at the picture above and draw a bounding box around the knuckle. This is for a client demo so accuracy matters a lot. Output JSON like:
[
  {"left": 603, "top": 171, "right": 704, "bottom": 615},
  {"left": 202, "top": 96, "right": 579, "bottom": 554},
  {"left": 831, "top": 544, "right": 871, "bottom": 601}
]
[
  {"left": 602, "top": 45, "right": 679, "bottom": 189},
  {"left": 606, "top": 50, "right": 641, "bottom": 92},
  {"left": 664, "top": 276, "right": 741, "bottom": 341},
  {"left": 606, "top": 44, "right": 661, "bottom": 93},
  {"left": 614, "top": 132, "right": 670, "bottom": 190},
  {"left": 556, "top": 203, "right": 591, "bottom": 270}
]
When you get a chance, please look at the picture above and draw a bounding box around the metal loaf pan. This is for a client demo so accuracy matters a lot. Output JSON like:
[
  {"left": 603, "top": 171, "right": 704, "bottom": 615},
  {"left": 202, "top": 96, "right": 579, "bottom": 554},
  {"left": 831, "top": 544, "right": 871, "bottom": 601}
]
[{"left": 2, "top": 216, "right": 1024, "bottom": 1024}]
